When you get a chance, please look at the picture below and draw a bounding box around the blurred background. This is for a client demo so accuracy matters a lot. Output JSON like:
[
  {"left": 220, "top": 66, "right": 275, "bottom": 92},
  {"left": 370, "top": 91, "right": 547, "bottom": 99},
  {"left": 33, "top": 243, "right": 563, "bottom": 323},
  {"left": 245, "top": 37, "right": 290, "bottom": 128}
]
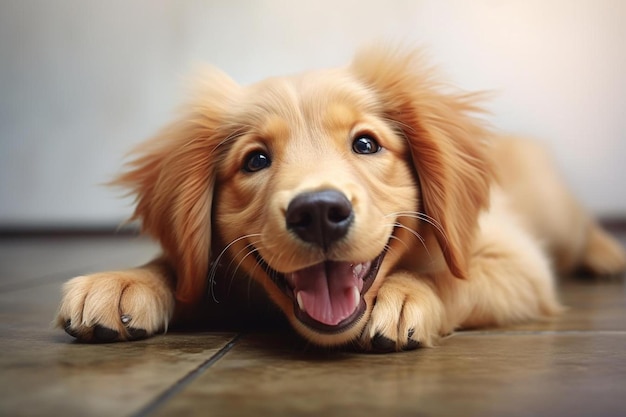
[{"left": 1, "top": 0, "right": 625, "bottom": 230}]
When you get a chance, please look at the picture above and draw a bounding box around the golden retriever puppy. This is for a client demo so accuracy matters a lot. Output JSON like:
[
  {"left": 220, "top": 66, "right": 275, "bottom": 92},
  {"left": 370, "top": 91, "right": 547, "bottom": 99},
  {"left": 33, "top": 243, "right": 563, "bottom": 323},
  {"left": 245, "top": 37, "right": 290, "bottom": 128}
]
[{"left": 57, "top": 46, "right": 626, "bottom": 351}]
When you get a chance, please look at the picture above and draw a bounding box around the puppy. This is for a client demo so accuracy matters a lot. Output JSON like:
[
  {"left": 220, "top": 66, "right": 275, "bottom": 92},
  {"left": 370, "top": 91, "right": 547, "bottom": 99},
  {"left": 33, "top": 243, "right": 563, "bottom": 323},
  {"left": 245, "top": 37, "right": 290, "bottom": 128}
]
[{"left": 57, "top": 46, "right": 626, "bottom": 352}]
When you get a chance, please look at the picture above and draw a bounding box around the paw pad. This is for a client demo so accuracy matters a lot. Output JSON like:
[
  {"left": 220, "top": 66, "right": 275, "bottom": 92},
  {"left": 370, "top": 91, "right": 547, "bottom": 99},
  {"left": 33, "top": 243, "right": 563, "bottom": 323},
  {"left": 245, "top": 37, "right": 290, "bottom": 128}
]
[
  {"left": 63, "top": 320, "right": 79, "bottom": 338},
  {"left": 93, "top": 325, "right": 120, "bottom": 342},
  {"left": 63, "top": 317, "right": 149, "bottom": 343},
  {"left": 371, "top": 333, "right": 397, "bottom": 353}
]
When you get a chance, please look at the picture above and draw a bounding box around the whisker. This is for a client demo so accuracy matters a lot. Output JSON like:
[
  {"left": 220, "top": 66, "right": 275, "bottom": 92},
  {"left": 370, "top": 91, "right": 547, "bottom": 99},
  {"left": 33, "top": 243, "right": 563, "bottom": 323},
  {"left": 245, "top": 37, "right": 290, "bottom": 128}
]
[
  {"left": 383, "top": 246, "right": 398, "bottom": 261},
  {"left": 385, "top": 210, "right": 448, "bottom": 245},
  {"left": 394, "top": 223, "right": 431, "bottom": 259},
  {"left": 231, "top": 246, "right": 263, "bottom": 301},
  {"left": 380, "top": 116, "right": 416, "bottom": 136},
  {"left": 208, "top": 233, "right": 262, "bottom": 302},
  {"left": 224, "top": 240, "right": 263, "bottom": 298},
  {"left": 384, "top": 236, "right": 403, "bottom": 258},
  {"left": 384, "top": 224, "right": 411, "bottom": 252},
  {"left": 206, "top": 124, "right": 256, "bottom": 159}
]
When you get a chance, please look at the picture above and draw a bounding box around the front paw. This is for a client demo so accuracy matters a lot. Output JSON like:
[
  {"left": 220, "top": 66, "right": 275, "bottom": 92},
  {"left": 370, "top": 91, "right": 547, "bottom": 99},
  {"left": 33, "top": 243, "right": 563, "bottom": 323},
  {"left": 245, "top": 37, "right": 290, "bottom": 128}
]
[
  {"left": 56, "top": 270, "right": 175, "bottom": 343},
  {"left": 360, "top": 273, "right": 445, "bottom": 353}
]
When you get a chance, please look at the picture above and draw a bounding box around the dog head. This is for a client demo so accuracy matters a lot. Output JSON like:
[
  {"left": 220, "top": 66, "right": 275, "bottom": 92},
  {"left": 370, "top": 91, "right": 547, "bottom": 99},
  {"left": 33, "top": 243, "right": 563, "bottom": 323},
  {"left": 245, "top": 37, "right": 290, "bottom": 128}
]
[{"left": 115, "top": 46, "right": 493, "bottom": 346}]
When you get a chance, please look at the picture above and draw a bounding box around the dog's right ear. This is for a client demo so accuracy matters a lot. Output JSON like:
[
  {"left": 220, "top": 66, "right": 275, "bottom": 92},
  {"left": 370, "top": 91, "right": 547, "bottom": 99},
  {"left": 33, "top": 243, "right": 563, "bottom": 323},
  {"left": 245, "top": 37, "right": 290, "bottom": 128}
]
[
  {"left": 350, "top": 46, "right": 493, "bottom": 280},
  {"left": 113, "top": 68, "right": 240, "bottom": 306}
]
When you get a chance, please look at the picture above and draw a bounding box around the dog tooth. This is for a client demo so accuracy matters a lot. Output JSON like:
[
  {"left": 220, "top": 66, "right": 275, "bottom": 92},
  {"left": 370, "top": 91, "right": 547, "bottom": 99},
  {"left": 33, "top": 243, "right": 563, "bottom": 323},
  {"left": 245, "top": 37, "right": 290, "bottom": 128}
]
[
  {"left": 296, "top": 291, "right": 306, "bottom": 312},
  {"left": 353, "top": 263, "right": 364, "bottom": 277}
]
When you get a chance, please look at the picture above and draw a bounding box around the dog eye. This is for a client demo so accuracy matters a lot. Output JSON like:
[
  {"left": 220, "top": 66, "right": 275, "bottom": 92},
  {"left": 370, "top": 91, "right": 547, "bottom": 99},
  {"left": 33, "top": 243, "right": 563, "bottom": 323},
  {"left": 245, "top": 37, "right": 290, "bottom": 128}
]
[
  {"left": 352, "top": 135, "right": 381, "bottom": 154},
  {"left": 243, "top": 151, "right": 271, "bottom": 173}
]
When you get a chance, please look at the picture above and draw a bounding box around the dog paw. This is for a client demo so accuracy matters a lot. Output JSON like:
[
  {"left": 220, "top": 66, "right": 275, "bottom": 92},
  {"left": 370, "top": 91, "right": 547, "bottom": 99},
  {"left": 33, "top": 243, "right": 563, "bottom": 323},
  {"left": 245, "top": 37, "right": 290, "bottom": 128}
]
[
  {"left": 360, "top": 273, "right": 445, "bottom": 353},
  {"left": 581, "top": 226, "right": 626, "bottom": 276},
  {"left": 56, "top": 270, "right": 175, "bottom": 343}
]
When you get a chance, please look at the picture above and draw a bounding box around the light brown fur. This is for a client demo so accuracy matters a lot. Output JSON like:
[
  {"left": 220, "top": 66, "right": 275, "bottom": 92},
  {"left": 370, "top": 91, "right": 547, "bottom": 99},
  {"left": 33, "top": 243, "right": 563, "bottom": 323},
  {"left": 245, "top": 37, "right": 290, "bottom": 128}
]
[{"left": 57, "top": 46, "right": 626, "bottom": 351}]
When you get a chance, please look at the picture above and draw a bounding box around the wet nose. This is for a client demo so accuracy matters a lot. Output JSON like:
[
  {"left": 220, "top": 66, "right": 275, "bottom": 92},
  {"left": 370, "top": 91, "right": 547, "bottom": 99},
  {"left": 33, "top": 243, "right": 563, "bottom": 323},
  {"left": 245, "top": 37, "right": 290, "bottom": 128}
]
[{"left": 285, "top": 189, "right": 354, "bottom": 250}]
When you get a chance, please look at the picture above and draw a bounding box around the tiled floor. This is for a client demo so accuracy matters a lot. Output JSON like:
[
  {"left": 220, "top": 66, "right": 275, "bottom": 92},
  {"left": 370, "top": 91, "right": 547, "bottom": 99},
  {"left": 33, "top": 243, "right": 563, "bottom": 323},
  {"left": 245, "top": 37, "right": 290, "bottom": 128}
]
[{"left": 0, "top": 234, "right": 625, "bottom": 417}]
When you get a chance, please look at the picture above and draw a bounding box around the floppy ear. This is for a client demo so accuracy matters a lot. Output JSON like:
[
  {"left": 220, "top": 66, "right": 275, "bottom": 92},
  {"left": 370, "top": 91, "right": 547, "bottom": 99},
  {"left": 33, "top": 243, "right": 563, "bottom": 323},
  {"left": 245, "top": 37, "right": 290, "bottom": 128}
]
[
  {"left": 351, "top": 46, "right": 493, "bottom": 279},
  {"left": 113, "top": 69, "right": 239, "bottom": 304}
]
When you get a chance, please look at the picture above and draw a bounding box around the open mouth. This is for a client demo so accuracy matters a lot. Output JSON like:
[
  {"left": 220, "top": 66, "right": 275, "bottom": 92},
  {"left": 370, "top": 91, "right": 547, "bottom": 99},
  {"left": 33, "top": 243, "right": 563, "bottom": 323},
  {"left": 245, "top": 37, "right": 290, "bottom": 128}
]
[{"left": 257, "top": 251, "right": 386, "bottom": 334}]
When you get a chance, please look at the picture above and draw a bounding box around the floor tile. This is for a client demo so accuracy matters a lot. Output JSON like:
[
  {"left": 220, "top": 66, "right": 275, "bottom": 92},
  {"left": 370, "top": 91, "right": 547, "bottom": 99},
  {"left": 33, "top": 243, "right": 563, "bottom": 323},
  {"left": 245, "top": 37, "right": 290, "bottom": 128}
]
[
  {"left": 0, "top": 236, "right": 159, "bottom": 289},
  {"left": 0, "top": 330, "right": 237, "bottom": 417},
  {"left": 0, "top": 234, "right": 624, "bottom": 417},
  {"left": 153, "top": 331, "right": 626, "bottom": 417},
  {"left": 0, "top": 281, "right": 237, "bottom": 417},
  {"left": 493, "top": 279, "right": 626, "bottom": 332},
  {"left": 0, "top": 237, "right": 235, "bottom": 417}
]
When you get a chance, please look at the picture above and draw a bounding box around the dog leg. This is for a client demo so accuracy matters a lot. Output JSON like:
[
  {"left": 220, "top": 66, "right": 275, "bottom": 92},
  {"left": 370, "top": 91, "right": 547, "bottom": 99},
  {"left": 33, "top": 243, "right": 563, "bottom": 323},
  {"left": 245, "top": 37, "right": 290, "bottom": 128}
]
[
  {"left": 360, "top": 272, "right": 446, "bottom": 353},
  {"left": 56, "top": 257, "right": 176, "bottom": 342},
  {"left": 441, "top": 211, "right": 563, "bottom": 331},
  {"left": 578, "top": 222, "right": 626, "bottom": 276}
]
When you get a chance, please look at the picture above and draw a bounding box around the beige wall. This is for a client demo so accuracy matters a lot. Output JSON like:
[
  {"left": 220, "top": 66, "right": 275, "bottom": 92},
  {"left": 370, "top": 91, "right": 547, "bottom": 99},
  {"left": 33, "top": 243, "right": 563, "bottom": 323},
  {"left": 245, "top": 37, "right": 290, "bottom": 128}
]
[{"left": 1, "top": 0, "right": 625, "bottom": 226}]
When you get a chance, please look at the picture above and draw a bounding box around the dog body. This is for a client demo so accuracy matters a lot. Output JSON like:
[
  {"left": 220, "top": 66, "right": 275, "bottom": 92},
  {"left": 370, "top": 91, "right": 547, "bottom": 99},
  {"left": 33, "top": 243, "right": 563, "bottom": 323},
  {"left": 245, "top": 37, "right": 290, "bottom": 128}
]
[{"left": 57, "top": 47, "right": 626, "bottom": 351}]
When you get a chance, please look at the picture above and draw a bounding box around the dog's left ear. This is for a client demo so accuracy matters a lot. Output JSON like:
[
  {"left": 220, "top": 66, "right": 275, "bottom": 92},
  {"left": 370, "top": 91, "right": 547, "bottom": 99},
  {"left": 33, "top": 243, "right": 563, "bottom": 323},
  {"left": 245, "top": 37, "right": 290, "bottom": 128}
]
[
  {"left": 113, "top": 68, "right": 240, "bottom": 305},
  {"left": 351, "top": 46, "right": 493, "bottom": 279}
]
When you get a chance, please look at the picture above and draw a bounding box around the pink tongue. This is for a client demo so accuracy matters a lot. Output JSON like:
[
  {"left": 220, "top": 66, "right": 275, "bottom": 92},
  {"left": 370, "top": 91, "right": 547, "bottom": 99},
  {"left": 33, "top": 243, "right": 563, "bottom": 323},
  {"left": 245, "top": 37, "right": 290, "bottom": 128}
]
[{"left": 287, "top": 261, "right": 363, "bottom": 326}]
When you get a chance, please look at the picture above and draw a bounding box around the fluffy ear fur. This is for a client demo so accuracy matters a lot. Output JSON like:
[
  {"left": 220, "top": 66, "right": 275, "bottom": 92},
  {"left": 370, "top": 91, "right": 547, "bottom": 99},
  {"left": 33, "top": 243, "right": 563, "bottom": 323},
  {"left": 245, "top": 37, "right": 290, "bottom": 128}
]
[
  {"left": 350, "top": 46, "right": 494, "bottom": 278},
  {"left": 113, "top": 69, "right": 239, "bottom": 305}
]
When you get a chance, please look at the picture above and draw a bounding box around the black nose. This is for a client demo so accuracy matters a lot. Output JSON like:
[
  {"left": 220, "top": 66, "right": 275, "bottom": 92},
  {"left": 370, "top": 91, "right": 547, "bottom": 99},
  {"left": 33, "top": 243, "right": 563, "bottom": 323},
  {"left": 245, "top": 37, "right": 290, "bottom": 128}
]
[{"left": 285, "top": 190, "right": 354, "bottom": 250}]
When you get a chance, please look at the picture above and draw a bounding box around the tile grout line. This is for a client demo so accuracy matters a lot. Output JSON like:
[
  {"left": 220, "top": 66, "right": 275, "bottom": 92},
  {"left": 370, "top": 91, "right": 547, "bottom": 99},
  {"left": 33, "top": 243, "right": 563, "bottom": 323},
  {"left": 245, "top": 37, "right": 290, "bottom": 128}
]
[{"left": 131, "top": 333, "right": 244, "bottom": 417}]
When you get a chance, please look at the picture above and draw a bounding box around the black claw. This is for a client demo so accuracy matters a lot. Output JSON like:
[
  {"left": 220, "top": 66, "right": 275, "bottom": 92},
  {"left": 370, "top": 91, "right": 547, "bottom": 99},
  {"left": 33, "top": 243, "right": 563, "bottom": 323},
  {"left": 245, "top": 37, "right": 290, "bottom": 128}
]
[
  {"left": 405, "top": 328, "right": 421, "bottom": 350},
  {"left": 93, "top": 325, "right": 120, "bottom": 342},
  {"left": 405, "top": 339, "right": 422, "bottom": 350},
  {"left": 127, "top": 327, "right": 148, "bottom": 340},
  {"left": 64, "top": 320, "right": 79, "bottom": 338},
  {"left": 371, "top": 333, "right": 397, "bottom": 353}
]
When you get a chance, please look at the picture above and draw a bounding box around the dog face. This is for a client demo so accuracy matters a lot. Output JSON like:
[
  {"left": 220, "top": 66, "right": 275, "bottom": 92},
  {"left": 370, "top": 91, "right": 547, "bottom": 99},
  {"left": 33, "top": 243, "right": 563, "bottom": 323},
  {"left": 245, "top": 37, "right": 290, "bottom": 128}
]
[
  {"left": 116, "top": 47, "right": 492, "bottom": 347},
  {"left": 212, "top": 73, "right": 420, "bottom": 344}
]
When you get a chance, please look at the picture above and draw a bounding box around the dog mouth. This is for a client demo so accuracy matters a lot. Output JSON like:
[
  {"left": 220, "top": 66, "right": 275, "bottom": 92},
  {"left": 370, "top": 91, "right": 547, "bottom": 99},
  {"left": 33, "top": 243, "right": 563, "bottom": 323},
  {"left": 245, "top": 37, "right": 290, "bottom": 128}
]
[{"left": 257, "top": 252, "right": 386, "bottom": 334}]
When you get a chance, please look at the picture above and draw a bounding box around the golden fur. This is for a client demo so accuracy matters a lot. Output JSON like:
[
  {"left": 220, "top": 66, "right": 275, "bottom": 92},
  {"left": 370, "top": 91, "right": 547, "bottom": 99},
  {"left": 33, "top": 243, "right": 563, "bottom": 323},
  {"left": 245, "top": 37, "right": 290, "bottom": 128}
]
[{"left": 57, "top": 46, "right": 626, "bottom": 351}]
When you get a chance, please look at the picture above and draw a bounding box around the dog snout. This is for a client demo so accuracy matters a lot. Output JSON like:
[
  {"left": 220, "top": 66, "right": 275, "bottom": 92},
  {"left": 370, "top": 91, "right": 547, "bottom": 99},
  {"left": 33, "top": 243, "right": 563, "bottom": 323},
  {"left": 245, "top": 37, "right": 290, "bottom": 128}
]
[{"left": 285, "top": 189, "right": 354, "bottom": 250}]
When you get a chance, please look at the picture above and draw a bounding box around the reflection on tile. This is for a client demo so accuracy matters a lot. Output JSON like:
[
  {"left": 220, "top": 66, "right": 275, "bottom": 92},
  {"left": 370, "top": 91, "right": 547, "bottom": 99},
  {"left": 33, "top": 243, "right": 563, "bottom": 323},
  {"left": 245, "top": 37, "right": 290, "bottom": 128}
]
[
  {"left": 0, "top": 238, "right": 231, "bottom": 417},
  {"left": 491, "top": 279, "right": 626, "bottom": 332},
  {"left": 154, "top": 332, "right": 626, "bottom": 417},
  {"left": 0, "top": 278, "right": 237, "bottom": 417},
  {"left": 0, "top": 234, "right": 624, "bottom": 417},
  {"left": 0, "top": 331, "right": 237, "bottom": 417},
  {"left": 0, "top": 236, "right": 159, "bottom": 288}
]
